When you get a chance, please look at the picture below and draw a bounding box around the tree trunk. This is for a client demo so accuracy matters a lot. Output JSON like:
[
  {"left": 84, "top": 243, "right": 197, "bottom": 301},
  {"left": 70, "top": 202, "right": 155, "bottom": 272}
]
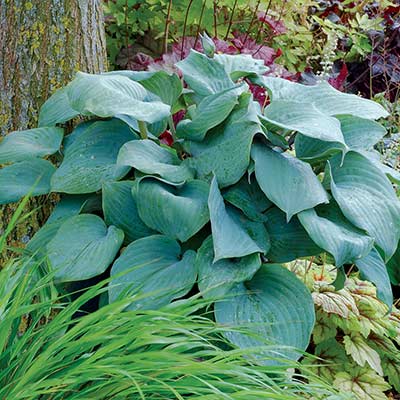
[{"left": 0, "top": 0, "right": 108, "bottom": 262}]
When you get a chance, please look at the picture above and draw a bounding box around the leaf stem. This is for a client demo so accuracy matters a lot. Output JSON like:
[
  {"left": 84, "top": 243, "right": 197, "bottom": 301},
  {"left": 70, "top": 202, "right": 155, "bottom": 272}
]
[
  {"left": 138, "top": 121, "right": 147, "bottom": 139},
  {"left": 168, "top": 116, "right": 177, "bottom": 140}
]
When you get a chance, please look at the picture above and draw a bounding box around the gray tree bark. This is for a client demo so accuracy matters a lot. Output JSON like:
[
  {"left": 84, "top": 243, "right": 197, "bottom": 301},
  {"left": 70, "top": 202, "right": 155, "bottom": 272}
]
[{"left": 0, "top": 0, "right": 108, "bottom": 262}]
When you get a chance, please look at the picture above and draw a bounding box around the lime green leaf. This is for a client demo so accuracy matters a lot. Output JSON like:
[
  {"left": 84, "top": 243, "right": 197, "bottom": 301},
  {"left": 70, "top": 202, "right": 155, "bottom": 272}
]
[
  {"left": 313, "top": 313, "right": 337, "bottom": 344},
  {"left": 383, "top": 357, "right": 400, "bottom": 392},
  {"left": 313, "top": 289, "right": 359, "bottom": 318},
  {"left": 264, "top": 207, "right": 322, "bottom": 262},
  {"left": 176, "top": 50, "right": 234, "bottom": 96},
  {"left": 343, "top": 335, "right": 383, "bottom": 375},
  {"left": 255, "top": 77, "right": 389, "bottom": 119},
  {"left": 176, "top": 84, "right": 245, "bottom": 141},
  {"left": 0, "top": 127, "right": 63, "bottom": 163},
  {"left": 215, "top": 264, "right": 315, "bottom": 365},
  {"left": 67, "top": 72, "right": 171, "bottom": 124},
  {"left": 252, "top": 143, "right": 328, "bottom": 221},
  {"left": 183, "top": 93, "right": 261, "bottom": 188},
  {"left": 354, "top": 248, "right": 393, "bottom": 309},
  {"left": 38, "top": 86, "right": 79, "bottom": 127},
  {"left": 47, "top": 214, "right": 124, "bottom": 282},
  {"left": 327, "top": 151, "right": 400, "bottom": 260},
  {"left": 333, "top": 368, "right": 390, "bottom": 400},
  {"left": 102, "top": 181, "right": 156, "bottom": 243},
  {"left": 137, "top": 178, "right": 209, "bottom": 242},
  {"left": 196, "top": 236, "right": 261, "bottom": 299},
  {"left": 298, "top": 203, "right": 373, "bottom": 266},
  {"left": 0, "top": 159, "right": 55, "bottom": 204},
  {"left": 109, "top": 235, "right": 196, "bottom": 310},
  {"left": 51, "top": 120, "right": 133, "bottom": 194},
  {"left": 117, "top": 139, "right": 193, "bottom": 184}
]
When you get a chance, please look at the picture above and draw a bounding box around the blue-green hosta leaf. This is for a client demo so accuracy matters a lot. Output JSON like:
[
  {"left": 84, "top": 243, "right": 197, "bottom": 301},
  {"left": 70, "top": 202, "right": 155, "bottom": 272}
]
[
  {"left": 387, "top": 241, "right": 400, "bottom": 285},
  {"left": 176, "top": 50, "right": 235, "bottom": 96},
  {"left": 0, "top": 159, "right": 55, "bottom": 204},
  {"left": 215, "top": 264, "right": 315, "bottom": 365},
  {"left": 109, "top": 235, "right": 197, "bottom": 310},
  {"left": 137, "top": 70, "right": 183, "bottom": 107},
  {"left": 137, "top": 178, "right": 209, "bottom": 242},
  {"left": 214, "top": 53, "right": 268, "bottom": 80},
  {"left": 0, "top": 127, "right": 63, "bottom": 163},
  {"left": 263, "top": 100, "right": 346, "bottom": 145},
  {"left": 176, "top": 84, "right": 246, "bottom": 141},
  {"left": 254, "top": 77, "right": 389, "bottom": 119},
  {"left": 47, "top": 214, "right": 124, "bottom": 282},
  {"left": 252, "top": 143, "right": 329, "bottom": 221},
  {"left": 184, "top": 93, "right": 262, "bottom": 188},
  {"left": 360, "top": 149, "right": 400, "bottom": 185},
  {"left": 327, "top": 151, "right": 400, "bottom": 260},
  {"left": 117, "top": 139, "right": 193, "bottom": 184},
  {"left": 38, "top": 86, "right": 79, "bottom": 127},
  {"left": 47, "top": 193, "right": 101, "bottom": 223},
  {"left": 295, "top": 116, "right": 386, "bottom": 163},
  {"left": 51, "top": 119, "right": 133, "bottom": 194},
  {"left": 355, "top": 248, "right": 393, "bottom": 309},
  {"left": 67, "top": 72, "right": 171, "bottom": 124},
  {"left": 298, "top": 204, "right": 374, "bottom": 266},
  {"left": 209, "top": 176, "right": 265, "bottom": 261},
  {"left": 196, "top": 236, "right": 261, "bottom": 299},
  {"left": 264, "top": 207, "right": 322, "bottom": 263},
  {"left": 102, "top": 180, "right": 156, "bottom": 243},
  {"left": 223, "top": 176, "right": 272, "bottom": 221}
]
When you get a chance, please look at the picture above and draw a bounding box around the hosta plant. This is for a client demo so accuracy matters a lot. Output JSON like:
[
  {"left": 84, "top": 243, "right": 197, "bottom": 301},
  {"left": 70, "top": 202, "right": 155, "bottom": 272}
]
[
  {"left": 293, "top": 261, "right": 400, "bottom": 399},
  {"left": 1, "top": 40, "right": 399, "bottom": 364}
]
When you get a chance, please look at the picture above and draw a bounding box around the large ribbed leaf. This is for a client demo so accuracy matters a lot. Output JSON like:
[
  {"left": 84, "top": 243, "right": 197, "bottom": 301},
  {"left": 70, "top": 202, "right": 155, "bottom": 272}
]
[
  {"left": 67, "top": 72, "right": 171, "bottom": 123},
  {"left": 38, "top": 86, "right": 79, "bottom": 127},
  {"left": 327, "top": 151, "right": 400, "bottom": 260},
  {"left": 137, "top": 70, "right": 182, "bottom": 107},
  {"left": 176, "top": 50, "right": 234, "bottom": 96},
  {"left": 0, "top": 127, "right": 63, "bottom": 163},
  {"left": 223, "top": 176, "right": 272, "bottom": 221},
  {"left": 254, "top": 77, "right": 389, "bottom": 119},
  {"left": 215, "top": 54, "right": 268, "bottom": 80},
  {"left": 102, "top": 180, "right": 156, "bottom": 243},
  {"left": 298, "top": 203, "right": 374, "bottom": 266},
  {"left": 176, "top": 85, "right": 245, "bottom": 141},
  {"left": 215, "top": 264, "right": 315, "bottom": 365},
  {"left": 183, "top": 94, "right": 261, "bottom": 188},
  {"left": 208, "top": 176, "right": 265, "bottom": 261},
  {"left": 51, "top": 120, "right": 133, "bottom": 194},
  {"left": 252, "top": 143, "right": 328, "bottom": 221},
  {"left": 0, "top": 159, "right": 55, "bottom": 204},
  {"left": 196, "top": 236, "right": 261, "bottom": 299},
  {"left": 355, "top": 248, "right": 393, "bottom": 308},
  {"left": 295, "top": 115, "right": 386, "bottom": 163},
  {"left": 47, "top": 214, "right": 124, "bottom": 282},
  {"left": 137, "top": 178, "right": 209, "bottom": 242},
  {"left": 263, "top": 101, "right": 346, "bottom": 145},
  {"left": 264, "top": 207, "right": 322, "bottom": 263},
  {"left": 109, "top": 235, "right": 197, "bottom": 310},
  {"left": 117, "top": 139, "right": 193, "bottom": 184}
]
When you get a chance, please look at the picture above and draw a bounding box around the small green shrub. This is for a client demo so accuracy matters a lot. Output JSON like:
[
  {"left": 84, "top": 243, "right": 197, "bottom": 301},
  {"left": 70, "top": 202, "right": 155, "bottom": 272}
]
[
  {"left": 292, "top": 261, "right": 400, "bottom": 400},
  {"left": 0, "top": 43, "right": 399, "bottom": 364}
]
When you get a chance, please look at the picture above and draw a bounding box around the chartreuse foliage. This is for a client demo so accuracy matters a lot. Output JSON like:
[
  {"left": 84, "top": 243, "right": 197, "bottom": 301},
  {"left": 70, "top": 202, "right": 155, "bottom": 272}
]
[
  {"left": 1, "top": 40, "right": 398, "bottom": 366},
  {"left": 292, "top": 261, "right": 400, "bottom": 400},
  {"left": 0, "top": 257, "right": 345, "bottom": 400}
]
